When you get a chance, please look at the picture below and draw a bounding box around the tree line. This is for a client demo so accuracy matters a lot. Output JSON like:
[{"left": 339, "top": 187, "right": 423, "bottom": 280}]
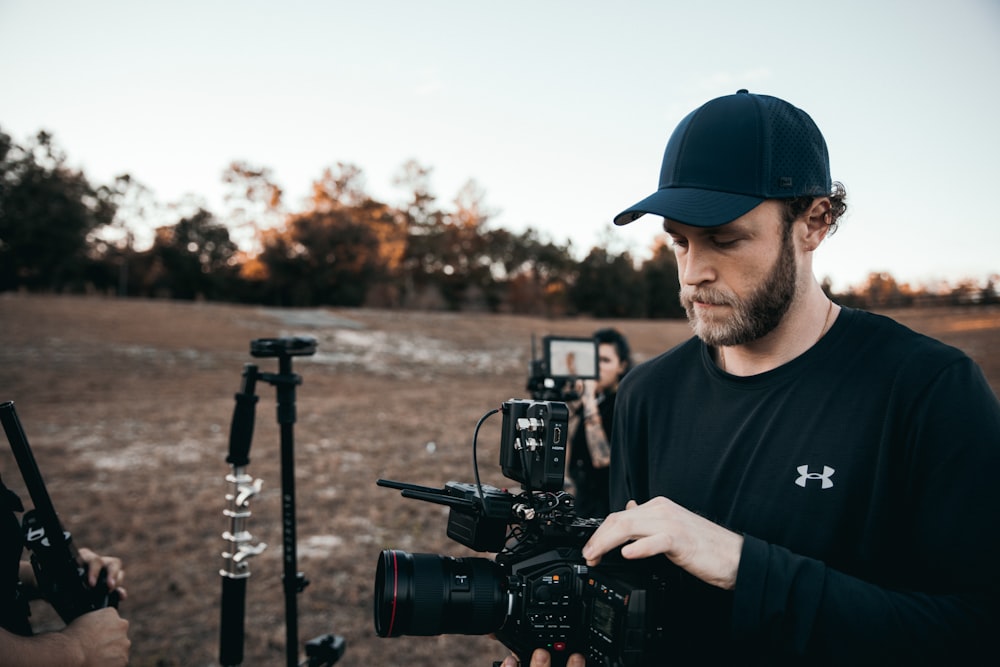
[{"left": 1, "top": 127, "right": 996, "bottom": 317}]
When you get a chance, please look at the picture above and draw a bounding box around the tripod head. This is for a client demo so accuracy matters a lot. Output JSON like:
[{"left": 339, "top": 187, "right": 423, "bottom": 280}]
[{"left": 251, "top": 336, "right": 317, "bottom": 359}]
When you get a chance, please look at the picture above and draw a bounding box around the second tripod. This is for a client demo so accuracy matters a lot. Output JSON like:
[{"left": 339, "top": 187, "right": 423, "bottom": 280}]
[{"left": 219, "top": 335, "right": 345, "bottom": 667}]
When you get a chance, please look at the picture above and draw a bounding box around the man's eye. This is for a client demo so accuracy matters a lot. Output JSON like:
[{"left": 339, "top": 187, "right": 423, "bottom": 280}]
[{"left": 712, "top": 238, "right": 739, "bottom": 248}]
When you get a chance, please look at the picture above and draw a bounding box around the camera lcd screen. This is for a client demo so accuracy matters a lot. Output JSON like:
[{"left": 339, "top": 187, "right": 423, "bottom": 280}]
[
  {"left": 544, "top": 336, "right": 598, "bottom": 380},
  {"left": 590, "top": 597, "right": 616, "bottom": 638}
]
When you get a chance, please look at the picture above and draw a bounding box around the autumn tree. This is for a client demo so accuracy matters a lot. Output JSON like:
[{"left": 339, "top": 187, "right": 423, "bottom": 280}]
[
  {"left": 395, "top": 165, "right": 499, "bottom": 310},
  {"left": 570, "top": 245, "right": 645, "bottom": 317},
  {"left": 394, "top": 162, "right": 454, "bottom": 306},
  {"left": 391, "top": 160, "right": 580, "bottom": 313},
  {"left": 0, "top": 128, "right": 117, "bottom": 291},
  {"left": 855, "top": 271, "right": 913, "bottom": 309},
  {"left": 86, "top": 173, "right": 162, "bottom": 296},
  {"left": 499, "top": 228, "right": 578, "bottom": 315},
  {"left": 639, "top": 236, "right": 683, "bottom": 318},
  {"left": 140, "top": 208, "right": 239, "bottom": 300},
  {"left": 256, "top": 163, "right": 402, "bottom": 306},
  {"left": 221, "top": 161, "right": 285, "bottom": 255}
]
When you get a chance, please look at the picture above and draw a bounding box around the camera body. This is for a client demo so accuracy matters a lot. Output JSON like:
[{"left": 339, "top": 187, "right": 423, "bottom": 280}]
[
  {"left": 498, "top": 547, "right": 670, "bottom": 667},
  {"left": 374, "top": 399, "right": 670, "bottom": 666}
]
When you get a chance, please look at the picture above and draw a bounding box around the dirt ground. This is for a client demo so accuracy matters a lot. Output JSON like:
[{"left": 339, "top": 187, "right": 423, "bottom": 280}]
[{"left": 1, "top": 294, "right": 998, "bottom": 666}]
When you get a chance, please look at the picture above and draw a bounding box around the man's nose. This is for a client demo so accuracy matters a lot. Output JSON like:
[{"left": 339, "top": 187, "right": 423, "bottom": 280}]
[{"left": 680, "top": 246, "right": 716, "bottom": 286}]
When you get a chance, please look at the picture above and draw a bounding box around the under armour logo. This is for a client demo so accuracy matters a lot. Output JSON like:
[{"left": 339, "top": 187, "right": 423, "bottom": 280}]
[{"left": 795, "top": 465, "right": 835, "bottom": 489}]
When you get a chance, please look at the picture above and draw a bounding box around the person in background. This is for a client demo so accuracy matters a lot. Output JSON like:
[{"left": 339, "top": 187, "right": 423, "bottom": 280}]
[{"left": 565, "top": 327, "right": 632, "bottom": 519}]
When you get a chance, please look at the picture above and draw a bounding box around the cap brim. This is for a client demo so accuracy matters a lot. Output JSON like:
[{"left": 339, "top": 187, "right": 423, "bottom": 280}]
[{"left": 613, "top": 187, "right": 765, "bottom": 228}]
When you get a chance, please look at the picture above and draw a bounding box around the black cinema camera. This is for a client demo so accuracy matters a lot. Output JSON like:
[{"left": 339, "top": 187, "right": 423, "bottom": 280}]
[
  {"left": 373, "top": 399, "right": 671, "bottom": 667},
  {"left": 526, "top": 335, "right": 599, "bottom": 402}
]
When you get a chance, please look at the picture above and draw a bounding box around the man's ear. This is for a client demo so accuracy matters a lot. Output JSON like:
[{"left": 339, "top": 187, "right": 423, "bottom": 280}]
[{"left": 801, "top": 197, "right": 832, "bottom": 251}]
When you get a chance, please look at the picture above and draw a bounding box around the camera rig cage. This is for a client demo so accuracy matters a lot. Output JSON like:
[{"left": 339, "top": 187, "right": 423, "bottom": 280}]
[
  {"left": 378, "top": 399, "right": 580, "bottom": 553},
  {"left": 375, "top": 398, "right": 672, "bottom": 666}
]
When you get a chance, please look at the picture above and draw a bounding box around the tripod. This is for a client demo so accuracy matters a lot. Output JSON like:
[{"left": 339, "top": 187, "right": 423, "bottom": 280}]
[{"left": 219, "top": 336, "right": 345, "bottom": 667}]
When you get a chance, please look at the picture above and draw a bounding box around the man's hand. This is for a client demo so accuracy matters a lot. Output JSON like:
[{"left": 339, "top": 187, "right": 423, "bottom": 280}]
[
  {"left": 0, "top": 607, "right": 131, "bottom": 667},
  {"left": 63, "top": 607, "right": 131, "bottom": 667},
  {"left": 582, "top": 497, "right": 744, "bottom": 590}
]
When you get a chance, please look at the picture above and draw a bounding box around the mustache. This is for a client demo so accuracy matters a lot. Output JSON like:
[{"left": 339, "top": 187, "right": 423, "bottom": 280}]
[{"left": 680, "top": 288, "right": 733, "bottom": 306}]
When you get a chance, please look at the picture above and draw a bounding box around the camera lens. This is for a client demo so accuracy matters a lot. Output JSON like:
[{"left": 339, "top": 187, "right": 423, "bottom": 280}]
[{"left": 374, "top": 550, "right": 508, "bottom": 637}]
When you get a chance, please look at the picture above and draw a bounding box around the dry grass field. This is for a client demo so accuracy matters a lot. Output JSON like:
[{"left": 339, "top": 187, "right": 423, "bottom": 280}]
[{"left": 1, "top": 294, "right": 998, "bottom": 666}]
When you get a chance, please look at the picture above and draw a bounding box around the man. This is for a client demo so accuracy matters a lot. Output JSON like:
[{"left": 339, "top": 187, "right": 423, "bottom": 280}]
[
  {"left": 504, "top": 90, "right": 1000, "bottom": 665},
  {"left": 1, "top": 473, "right": 130, "bottom": 666}
]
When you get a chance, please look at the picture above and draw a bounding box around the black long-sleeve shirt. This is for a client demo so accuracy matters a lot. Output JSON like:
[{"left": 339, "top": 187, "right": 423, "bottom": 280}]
[
  {"left": 568, "top": 389, "right": 615, "bottom": 519},
  {"left": 610, "top": 307, "right": 1000, "bottom": 665},
  {"left": 0, "top": 473, "right": 31, "bottom": 636}
]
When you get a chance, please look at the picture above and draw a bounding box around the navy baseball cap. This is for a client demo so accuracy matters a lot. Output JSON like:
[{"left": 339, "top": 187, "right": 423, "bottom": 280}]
[{"left": 614, "top": 90, "right": 831, "bottom": 227}]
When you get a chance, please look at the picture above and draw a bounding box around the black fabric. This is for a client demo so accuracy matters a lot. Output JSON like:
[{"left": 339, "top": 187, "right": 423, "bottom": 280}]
[
  {"left": 610, "top": 307, "right": 1000, "bottom": 665},
  {"left": 568, "top": 391, "right": 615, "bottom": 518},
  {"left": 0, "top": 471, "right": 31, "bottom": 636}
]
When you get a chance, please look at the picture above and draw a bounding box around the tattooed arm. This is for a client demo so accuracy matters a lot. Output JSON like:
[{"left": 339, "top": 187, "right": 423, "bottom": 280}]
[{"left": 579, "top": 380, "right": 611, "bottom": 469}]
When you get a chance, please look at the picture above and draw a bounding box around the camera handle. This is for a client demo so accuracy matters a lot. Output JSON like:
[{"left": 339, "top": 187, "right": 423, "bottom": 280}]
[{"left": 219, "top": 364, "right": 264, "bottom": 667}]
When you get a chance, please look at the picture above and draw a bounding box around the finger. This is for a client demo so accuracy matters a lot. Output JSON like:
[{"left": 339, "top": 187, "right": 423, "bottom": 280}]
[
  {"left": 85, "top": 557, "right": 106, "bottom": 587},
  {"left": 582, "top": 521, "right": 621, "bottom": 565},
  {"left": 102, "top": 558, "right": 124, "bottom": 589},
  {"left": 75, "top": 548, "right": 111, "bottom": 587},
  {"left": 582, "top": 502, "right": 642, "bottom": 564},
  {"left": 567, "top": 654, "right": 587, "bottom": 667},
  {"left": 621, "top": 534, "right": 673, "bottom": 561},
  {"left": 530, "top": 648, "right": 552, "bottom": 667}
]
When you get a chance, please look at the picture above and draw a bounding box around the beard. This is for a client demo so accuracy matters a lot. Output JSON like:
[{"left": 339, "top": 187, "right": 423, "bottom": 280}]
[{"left": 679, "top": 225, "right": 797, "bottom": 347}]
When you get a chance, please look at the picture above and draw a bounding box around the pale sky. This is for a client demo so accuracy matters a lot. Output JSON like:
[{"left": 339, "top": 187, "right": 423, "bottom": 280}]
[{"left": 2, "top": 0, "right": 998, "bottom": 292}]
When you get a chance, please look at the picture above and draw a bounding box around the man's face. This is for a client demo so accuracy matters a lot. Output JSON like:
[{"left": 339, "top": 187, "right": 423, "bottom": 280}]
[{"left": 666, "top": 201, "right": 798, "bottom": 347}]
